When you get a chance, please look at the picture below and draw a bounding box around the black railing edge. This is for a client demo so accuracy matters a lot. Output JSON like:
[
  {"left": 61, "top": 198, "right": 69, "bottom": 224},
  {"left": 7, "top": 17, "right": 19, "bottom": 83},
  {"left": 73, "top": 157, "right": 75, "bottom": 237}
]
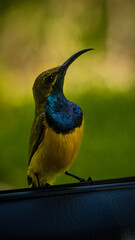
[
  {"left": 0, "top": 176, "right": 135, "bottom": 202},
  {"left": 0, "top": 176, "right": 135, "bottom": 194}
]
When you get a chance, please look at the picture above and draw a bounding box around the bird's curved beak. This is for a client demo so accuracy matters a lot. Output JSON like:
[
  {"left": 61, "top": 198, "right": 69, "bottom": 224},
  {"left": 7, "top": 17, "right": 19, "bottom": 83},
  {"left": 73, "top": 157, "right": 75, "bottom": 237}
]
[
  {"left": 59, "top": 48, "right": 94, "bottom": 72},
  {"left": 53, "top": 48, "right": 94, "bottom": 93}
]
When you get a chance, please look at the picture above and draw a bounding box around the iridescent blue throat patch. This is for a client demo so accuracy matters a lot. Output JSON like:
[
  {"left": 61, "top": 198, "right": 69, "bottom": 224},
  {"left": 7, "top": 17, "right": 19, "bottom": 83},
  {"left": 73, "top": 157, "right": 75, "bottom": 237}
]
[{"left": 45, "top": 93, "right": 83, "bottom": 134}]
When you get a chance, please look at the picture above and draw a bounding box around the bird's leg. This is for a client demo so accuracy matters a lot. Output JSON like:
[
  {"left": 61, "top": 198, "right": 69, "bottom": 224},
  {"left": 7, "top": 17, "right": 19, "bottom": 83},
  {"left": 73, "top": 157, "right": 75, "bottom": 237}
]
[
  {"left": 35, "top": 173, "right": 40, "bottom": 187},
  {"left": 65, "top": 171, "right": 85, "bottom": 182},
  {"left": 34, "top": 173, "right": 51, "bottom": 188}
]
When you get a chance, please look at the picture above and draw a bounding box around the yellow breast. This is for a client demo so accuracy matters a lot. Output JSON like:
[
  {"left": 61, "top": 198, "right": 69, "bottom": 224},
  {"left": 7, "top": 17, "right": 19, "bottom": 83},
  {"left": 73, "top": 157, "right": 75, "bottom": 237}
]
[{"left": 28, "top": 118, "right": 84, "bottom": 185}]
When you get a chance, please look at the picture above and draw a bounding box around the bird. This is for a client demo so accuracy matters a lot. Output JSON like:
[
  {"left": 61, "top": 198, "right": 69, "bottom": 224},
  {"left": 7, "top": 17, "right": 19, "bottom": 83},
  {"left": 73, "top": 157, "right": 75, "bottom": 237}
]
[{"left": 27, "top": 48, "right": 94, "bottom": 187}]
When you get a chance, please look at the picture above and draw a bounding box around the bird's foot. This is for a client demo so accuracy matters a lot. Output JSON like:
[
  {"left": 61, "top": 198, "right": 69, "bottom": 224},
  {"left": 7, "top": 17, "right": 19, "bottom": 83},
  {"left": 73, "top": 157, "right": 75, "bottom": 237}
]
[
  {"left": 41, "top": 183, "right": 50, "bottom": 187},
  {"left": 87, "top": 177, "right": 93, "bottom": 184}
]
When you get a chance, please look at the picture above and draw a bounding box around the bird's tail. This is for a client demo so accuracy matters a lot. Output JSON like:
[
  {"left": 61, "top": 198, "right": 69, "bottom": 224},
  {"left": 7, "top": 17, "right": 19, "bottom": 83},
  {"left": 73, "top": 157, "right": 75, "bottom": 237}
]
[{"left": 27, "top": 175, "right": 32, "bottom": 186}]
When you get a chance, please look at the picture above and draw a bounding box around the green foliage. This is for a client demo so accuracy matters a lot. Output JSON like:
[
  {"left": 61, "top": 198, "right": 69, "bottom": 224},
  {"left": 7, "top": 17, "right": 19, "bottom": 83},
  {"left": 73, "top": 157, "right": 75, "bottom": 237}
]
[
  {"left": 0, "top": 102, "right": 34, "bottom": 188},
  {"left": 0, "top": 89, "right": 134, "bottom": 189}
]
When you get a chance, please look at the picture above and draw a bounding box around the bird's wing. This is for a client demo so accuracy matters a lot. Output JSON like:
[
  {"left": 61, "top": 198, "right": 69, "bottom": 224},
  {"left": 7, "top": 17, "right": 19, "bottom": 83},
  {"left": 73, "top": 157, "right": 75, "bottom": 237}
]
[{"left": 28, "top": 112, "right": 46, "bottom": 166}]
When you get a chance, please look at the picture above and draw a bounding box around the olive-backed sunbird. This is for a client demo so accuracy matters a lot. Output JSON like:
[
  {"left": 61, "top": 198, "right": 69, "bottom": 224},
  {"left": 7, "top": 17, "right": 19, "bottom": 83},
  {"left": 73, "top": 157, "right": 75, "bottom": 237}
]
[{"left": 28, "top": 49, "right": 94, "bottom": 187}]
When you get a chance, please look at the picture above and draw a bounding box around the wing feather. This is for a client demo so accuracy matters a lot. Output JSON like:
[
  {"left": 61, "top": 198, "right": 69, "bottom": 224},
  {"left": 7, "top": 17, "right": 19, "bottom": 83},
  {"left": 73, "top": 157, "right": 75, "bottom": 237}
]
[{"left": 28, "top": 112, "right": 46, "bottom": 166}]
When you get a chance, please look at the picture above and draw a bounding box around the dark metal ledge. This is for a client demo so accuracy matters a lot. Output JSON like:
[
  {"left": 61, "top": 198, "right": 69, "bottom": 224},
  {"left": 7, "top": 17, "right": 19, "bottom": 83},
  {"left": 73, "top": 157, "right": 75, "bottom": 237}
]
[
  {"left": 0, "top": 176, "right": 135, "bottom": 239},
  {"left": 0, "top": 176, "right": 135, "bottom": 202}
]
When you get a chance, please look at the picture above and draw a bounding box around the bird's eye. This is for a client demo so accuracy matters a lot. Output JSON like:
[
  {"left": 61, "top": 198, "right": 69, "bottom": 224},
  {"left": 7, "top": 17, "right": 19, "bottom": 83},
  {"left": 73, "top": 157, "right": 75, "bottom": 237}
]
[{"left": 46, "top": 75, "right": 54, "bottom": 83}]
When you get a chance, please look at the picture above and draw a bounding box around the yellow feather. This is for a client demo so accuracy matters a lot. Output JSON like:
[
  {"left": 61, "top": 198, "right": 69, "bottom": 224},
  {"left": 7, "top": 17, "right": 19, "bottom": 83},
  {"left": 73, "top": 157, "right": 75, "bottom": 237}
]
[{"left": 28, "top": 118, "right": 84, "bottom": 185}]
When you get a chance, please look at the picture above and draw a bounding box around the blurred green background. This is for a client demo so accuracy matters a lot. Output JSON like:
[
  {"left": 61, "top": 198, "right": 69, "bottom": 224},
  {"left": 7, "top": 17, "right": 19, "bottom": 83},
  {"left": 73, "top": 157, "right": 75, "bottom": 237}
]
[{"left": 0, "top": 0, "right": 135, "bottom": 189}]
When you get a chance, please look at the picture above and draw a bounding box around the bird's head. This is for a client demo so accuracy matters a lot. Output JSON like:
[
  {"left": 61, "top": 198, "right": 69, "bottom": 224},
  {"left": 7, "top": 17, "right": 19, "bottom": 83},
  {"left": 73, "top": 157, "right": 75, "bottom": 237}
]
[{"left": 33, "top": 49, "right": 94, "bottom": 111}]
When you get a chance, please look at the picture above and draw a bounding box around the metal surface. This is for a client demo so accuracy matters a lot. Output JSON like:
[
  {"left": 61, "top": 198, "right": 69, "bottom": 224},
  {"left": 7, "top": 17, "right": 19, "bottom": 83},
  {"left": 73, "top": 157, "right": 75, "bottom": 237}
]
[{"left": 0, "top": 177, "right": 135, "bottom": 239}]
